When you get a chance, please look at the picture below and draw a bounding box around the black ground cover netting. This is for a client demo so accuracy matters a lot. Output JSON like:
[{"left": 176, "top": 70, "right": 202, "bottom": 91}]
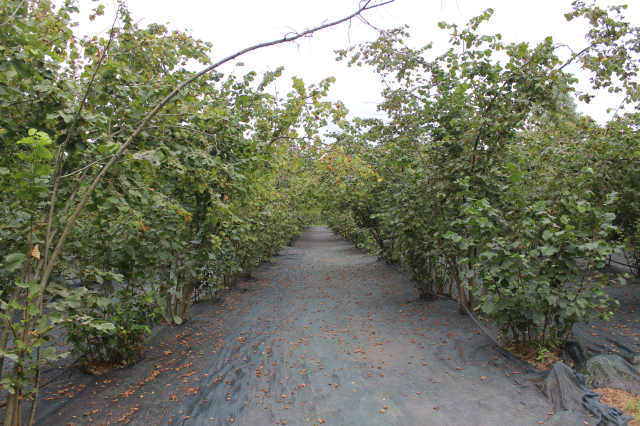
[
  {"left": 565, "top": 266, "right": 640, "bottom": 400},
  {"left": 2, "top": 227, "right": 636, "bottom": 425},
  {"left": 571, "top": 257, "right": 640, "bottom": 358}
]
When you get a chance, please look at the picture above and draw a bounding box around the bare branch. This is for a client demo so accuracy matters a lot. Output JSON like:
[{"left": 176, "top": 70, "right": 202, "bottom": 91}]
[
  {"left": 147, "top": 125, "right": 218, "bottom": 139},
  {"left": 558, "top": 45, "right": 591, "bottom": 71},
  {"left": 60, "top": 155, "right": 115, "bottom": 179}
]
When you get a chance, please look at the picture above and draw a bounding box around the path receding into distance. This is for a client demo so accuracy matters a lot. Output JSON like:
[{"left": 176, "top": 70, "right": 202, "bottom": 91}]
[{"left": 36, "top": 227, "right": 620, "bottom": 426}]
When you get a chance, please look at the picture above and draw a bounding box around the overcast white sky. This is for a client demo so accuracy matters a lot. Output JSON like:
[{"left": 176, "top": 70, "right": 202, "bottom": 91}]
[{"left": 74, "top": 0, "right": 640, "bottom": 125}]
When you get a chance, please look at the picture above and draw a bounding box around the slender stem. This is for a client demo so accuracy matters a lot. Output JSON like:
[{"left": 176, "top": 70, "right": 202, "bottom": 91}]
[
  {"left": 27, "top": 346, "right": 41, "bottom": 425},
  {"left": 42, "top": 144, "right": 63, "bottom": 281},
  {"left": 0, "top": 0, "right": 25, "bottom": 27},
  {"left": 557, "top": 45, "right": 591, "bottom": 71},
  {"left": 62, "top": 168, "right": 89, "bottom": 214},
  {"left": 60, "top": 155, "right": 114, "bottom": 179},
  {"left": 411, "top": 138, "right": 467, "bottom": 306},
  {"left": 57, "top": 11, "right": 119, "bottom": 170}
]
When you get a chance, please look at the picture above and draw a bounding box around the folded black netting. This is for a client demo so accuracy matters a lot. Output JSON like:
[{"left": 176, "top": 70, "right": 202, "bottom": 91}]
[
  {"left": 518, "top": 361, "right": 632, "bottom": 425},
  {"left": 563, "top": 341, "right": 593, "bottom": 367},
  {"left": 577, "top": 355, "right": 640, "bottom": 395}
]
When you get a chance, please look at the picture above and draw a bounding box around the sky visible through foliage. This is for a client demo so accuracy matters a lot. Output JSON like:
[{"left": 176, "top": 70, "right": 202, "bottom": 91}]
[{"left": 69, "top": 0, "right": 640, "bottom": 126}]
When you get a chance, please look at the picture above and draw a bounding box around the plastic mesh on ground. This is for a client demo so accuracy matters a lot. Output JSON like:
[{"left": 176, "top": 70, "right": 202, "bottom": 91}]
[{"left": 12, "top": 227, "right": 634, "bottom": 426}]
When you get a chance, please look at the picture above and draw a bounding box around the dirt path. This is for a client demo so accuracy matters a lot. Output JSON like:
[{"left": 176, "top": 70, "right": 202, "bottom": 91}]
[{"left": 30, "top": 227, "right": 618, "bottom": 426}]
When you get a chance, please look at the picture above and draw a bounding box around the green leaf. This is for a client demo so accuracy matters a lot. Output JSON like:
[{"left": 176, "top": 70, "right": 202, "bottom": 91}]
[
  {"left": 42, "top": 346, "right": 57, "bottom": 360},
  {"left": 65, "top": 294, "right": 82, "bottom": 308},
  {"left": 109, "top": 273, "right": 124, "bottom": 283},
  {"left": 93, "top": 322, "right": 115, "bottom": 331},
  {"left": 27, "top": 303, "right": 40, "bottom": 316},
  {"left": 28, "top": 279, "right": 39, "bottom": 294},
  {"left": 532, "top": 313, "right": 545, "bottom": 324},
  {"left": 17, "top": 137, "right": 35, "bottom": 145},
  {"left": 508, "top": 171, "right": 522, "bottom": 182},
  {"left": 540, "top": 246, "right": 559, "bottom": 256},
  {"left": 444, "top": 231, "right": 462, "bottom": 242},
  {"left": 33, "top": 146, "right": 52, "bottom": 159},
  {"left": 48, "top": 311, "right": 64, "bottom": 323},
  {"left": 33, "top": 164, "right": 52, "bottom": 176},
  {"left": 4, "top": 253, "right": 26, "bottom": 272},
  {"left": 0, "top": 349, "right": 18, "bottom": 362}
]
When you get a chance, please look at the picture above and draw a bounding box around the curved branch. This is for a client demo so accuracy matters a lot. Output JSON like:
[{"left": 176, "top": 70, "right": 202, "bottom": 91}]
[{"left": 0, "top": 0, "right": 25, "bottom": 27}]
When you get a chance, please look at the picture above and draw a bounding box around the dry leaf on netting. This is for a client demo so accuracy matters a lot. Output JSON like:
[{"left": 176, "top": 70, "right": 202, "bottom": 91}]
[{"left": 31, "top": 244, "right": 40, "bottom": 260}]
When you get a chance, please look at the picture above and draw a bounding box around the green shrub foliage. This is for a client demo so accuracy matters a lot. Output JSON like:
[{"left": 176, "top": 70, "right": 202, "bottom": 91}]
[
  {"left": 1, "top": 1, "right": 640, "bottom": 424},
  {"left": 0, "top": 0, "right": 336, "bottom": 420},
  {"left": 319, "top": 4, "right": 639, "bottom": 346}
]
